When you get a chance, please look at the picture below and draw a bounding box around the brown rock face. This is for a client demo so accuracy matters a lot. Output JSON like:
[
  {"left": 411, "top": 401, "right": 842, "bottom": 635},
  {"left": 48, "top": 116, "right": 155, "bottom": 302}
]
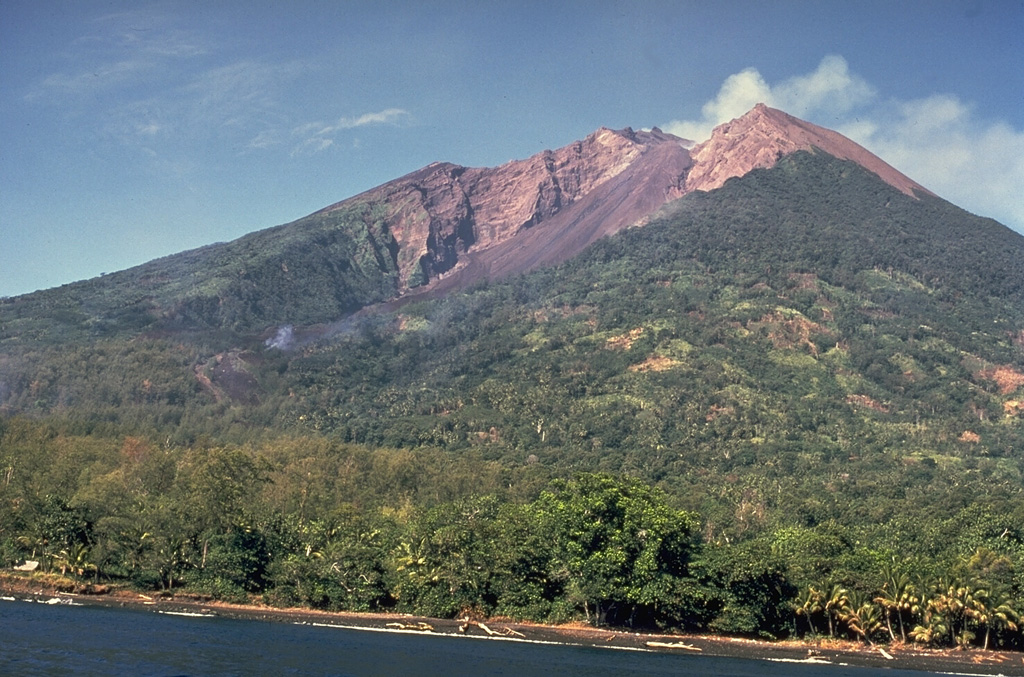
[
  {"left": 319, "top": 126, "right": 692, "bottom": 293},
  {"left": 315, "top": 104, "right": 932, "bottom": 299},
  {"left": 686, "top": 104, "right": 933, "bottom": 197}
]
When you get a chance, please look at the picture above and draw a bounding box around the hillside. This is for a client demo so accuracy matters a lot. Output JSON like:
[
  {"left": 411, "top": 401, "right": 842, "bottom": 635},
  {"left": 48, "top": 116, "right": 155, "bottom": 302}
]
[
  {"left": 3, "top": 149, "right": 1023, "bottom": 510},
  {"left": 0, "top": 126, "right": 692, "bottom": 341},
  {"left": 2, "top": 114, "right": 1024, "bottom": 648}
]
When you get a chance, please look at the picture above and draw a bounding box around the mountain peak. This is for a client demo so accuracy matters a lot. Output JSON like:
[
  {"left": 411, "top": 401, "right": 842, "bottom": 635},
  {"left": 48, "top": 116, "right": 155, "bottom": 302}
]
[
  {"left": 206, "top": 105, "right": 939, "bottom": 303},
  {"left": 686, "top": 104, "right": 933, "bottom": 197}
]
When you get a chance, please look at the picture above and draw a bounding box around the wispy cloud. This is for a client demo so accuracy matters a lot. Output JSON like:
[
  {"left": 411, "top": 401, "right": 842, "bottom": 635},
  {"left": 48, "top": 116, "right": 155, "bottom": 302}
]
[
  {"left": 290, "top": 108, "right": 411, "bottom": 155},
  {"left": 94, "top": 59, "right": 300, "bottom": 154},
  {"left": 26, "top": 5, "right": 306, "bottom": 159},
  {"left": 26, "top": 9, "right": 209, "bottom": 103},
  {"left": 663, "top": 56, "right": 1024, "bottom": 233},
  {"left": 29, "top": 59, "right": 153, "bottom": 98},
  {"left": 335, "top": 108, "right": 411, "bottom": 129}
]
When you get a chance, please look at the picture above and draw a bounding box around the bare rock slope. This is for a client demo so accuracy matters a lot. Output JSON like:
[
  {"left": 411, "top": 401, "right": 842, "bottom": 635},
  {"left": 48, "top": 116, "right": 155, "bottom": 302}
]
[
  {"left": 318, "top": 104, "right": 933, "bottom": 299},
  {"left": 686, "top": 104, "right": 932, "bottom": 197}
]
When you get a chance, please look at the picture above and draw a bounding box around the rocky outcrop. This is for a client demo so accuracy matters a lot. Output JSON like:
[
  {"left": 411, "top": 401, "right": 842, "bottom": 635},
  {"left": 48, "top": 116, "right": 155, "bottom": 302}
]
[
  {"left": 315, "top": 104, "right": 932, "bottom": 297},
  {"left": 686, "top": 104, "right": 932, "bottom": 197},
  {"left": 319, "top": 127, "right": 693, "bottom": 292}
]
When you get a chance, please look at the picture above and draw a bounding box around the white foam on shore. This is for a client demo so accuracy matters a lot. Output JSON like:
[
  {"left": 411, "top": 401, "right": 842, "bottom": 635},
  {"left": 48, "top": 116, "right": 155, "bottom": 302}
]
[
  {"left": 766, "top": 656, "right": 843, "bottom": 666},
  {"left": 158, "top": 610, "right": 217, "bottom": 618},
  {"left": 37, "top": 597, "right": 82, "bottom": 606}
]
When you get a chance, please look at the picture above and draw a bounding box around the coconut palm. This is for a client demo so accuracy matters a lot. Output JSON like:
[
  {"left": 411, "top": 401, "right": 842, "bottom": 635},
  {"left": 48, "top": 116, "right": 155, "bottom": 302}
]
[
  {"left": 15, "top": 532, "right": 49, "bottom": 570},
  {"left": 840, "top": 590, "right": 883, "bottom": 644},
  {"left": 794, "top": 585, "right": 824, "bottom": 636},
  {"left": 910, "top": 576, "right": 949, "bottom": 647},
  {"left": 822, "top": 584, "right": 849, "bottom": 638},
  {"left": 974, "top": 590, "right": 1018, "bottom": 651},
  {"left": 875, "top": 564, "right": 914, "bottom": 643},
  {"left": 67, "top": 542, "right": 97, "bottom": 580},
  {"left": 927, "top": 576, "right": 986, "bottom": 648}
]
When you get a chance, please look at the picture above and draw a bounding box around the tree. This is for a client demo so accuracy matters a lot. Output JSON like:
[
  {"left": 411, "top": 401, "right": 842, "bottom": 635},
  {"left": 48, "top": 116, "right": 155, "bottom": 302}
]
[
  {"left": 822, "top": 584, "right": 849, "bottom": 638},
  {"left": 840, "top": 589, "right": 882, "bottom": 644},
  {"left": 979, "top": 593, "right": 1018, "bottom": 651},
  {"left": 535, "top": 474, "right": 701, "bottom": 628},
  {"left": 393, "top": 497, "right": 502, "bottom": 618},
  {"left": 874, "top": 562, "right": 915, "bottom": 643},
  {"left": 794, "top": 585, "right": 824, "bottom": 637},
  {"left": 174, "top": 446, "right": 268, "bottom": 570},
  {"left": 697, "top": 539, "right": 796, "bottom": 638}
]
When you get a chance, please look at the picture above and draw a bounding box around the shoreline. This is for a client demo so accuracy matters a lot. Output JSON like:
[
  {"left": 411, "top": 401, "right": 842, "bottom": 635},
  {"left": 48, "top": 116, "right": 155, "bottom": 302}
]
[{"left": 3, "top": 577, "right": 1023, "bottom": 676}]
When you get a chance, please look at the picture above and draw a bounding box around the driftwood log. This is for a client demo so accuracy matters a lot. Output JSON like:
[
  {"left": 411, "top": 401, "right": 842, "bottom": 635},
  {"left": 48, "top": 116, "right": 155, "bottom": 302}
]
[
  {"left": 385, "top": 621, "right": 434, "bottom": 632},
  {"left": 645, "top": 641, "right": 702, "bottom": 651}
]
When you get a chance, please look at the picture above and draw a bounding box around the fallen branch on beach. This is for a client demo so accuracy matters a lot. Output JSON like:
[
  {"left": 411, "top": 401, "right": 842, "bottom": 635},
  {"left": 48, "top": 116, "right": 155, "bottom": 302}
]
[
  {"left": 385, "top": 621, "right": 434, "bottom": 632},
  {"left": 457, "top": 620, "right": 526, "bottom": 638},
  {"left": 645, "top": 641, "right": 702, "bottom": 652}
]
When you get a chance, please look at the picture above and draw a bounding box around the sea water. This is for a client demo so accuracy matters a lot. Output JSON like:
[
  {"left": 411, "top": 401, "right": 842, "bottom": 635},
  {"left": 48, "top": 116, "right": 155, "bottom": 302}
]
[{"left": 0, "top": 597, "right": 948, "bottom": 676}]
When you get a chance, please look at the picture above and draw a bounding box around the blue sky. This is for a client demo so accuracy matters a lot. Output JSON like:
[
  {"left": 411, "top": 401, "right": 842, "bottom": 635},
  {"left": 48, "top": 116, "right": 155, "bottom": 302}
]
[{"left": 2, "top": 0, "right": 1022, "bottom": 297}]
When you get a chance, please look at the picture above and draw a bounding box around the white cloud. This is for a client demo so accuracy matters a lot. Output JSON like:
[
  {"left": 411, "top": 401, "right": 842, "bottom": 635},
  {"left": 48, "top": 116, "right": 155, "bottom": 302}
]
[
  {"left": 335, "top": 108, "right": 410, "bottom": 129},
  {"left": 771, "top": 55, "right": 876, "bottom": 120},
  {"left": 135, "top": 122, "right": 161, "bottom": 136},
  {"left": 247, "top": 130, "right": 280, "bottom": 150},
  {"left": 840, "top": 95, "right": 1024, "bottom": 231},
  {"left": 663, "top": 56, "right": 1024, "bottom": 233},
  {"left": 291, "top": 137, "right": 334, "bottom": 157},
  {"left": 291, "top": 108, "right": 411, "bottom": 155},
  {"left": 663, "top": 55, "right": 874, "bottom": 142}
]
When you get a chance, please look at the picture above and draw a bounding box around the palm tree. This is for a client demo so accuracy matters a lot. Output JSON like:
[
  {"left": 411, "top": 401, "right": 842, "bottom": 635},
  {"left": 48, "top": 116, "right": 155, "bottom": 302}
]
[
  {"left": 823, "top": 584, "right": 849, "bottom": 638},
  {"left": 155, "top": 534, "right": 187, "bottom": 590},
  {"left": 875, "top": 564, "right": 914, "bottom": 643},
  {"left": 929, "top": 576, "right": 983, "bottom": 648},
  {"left": 67, "top": 542, "right": 97, "bottom": 580},
  {"left": 794, "top": 585, "right": 824, "bottom": 637},
  {"left": 840, "top": 590, "right": 883, "bottom": 644},
  {"left": 975, "top": 590, "right": 1018, "bottom": 651},
  {"left": 15, "top": 533, "right": 48, "bottom": 570},
  {"left": 910, "top": 576, "right": 948, "bottom": 647}
]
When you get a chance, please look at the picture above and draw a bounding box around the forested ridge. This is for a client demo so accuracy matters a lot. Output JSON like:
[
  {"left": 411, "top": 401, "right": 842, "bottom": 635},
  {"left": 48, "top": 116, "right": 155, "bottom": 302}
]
[{"left": 1, "top": 151, "right": 1023, "bottom": 649}]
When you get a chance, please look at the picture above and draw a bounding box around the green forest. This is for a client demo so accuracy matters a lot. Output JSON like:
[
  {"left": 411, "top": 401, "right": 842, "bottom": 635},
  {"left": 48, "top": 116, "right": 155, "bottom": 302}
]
[{"left": 1, "top": 152, "right": 1023, "bottom": 649}]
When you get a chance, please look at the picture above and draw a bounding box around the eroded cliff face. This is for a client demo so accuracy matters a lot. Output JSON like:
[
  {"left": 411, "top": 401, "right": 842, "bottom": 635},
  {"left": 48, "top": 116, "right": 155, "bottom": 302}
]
[
  {"left": 316, "top": 104, "right": 931, "bottom": 297},
  {"left": 320, "top": 125, "right": 693, "bottom": 292}
]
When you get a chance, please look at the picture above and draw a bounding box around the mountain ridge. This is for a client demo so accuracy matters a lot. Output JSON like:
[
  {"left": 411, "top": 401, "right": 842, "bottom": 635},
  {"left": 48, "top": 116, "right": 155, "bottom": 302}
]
[
  {"left": 0, "top": 105, "right": 1010, "bottom": 345},
  {"left": 311, "top": 103, "right": 936, "bottom": 302}
]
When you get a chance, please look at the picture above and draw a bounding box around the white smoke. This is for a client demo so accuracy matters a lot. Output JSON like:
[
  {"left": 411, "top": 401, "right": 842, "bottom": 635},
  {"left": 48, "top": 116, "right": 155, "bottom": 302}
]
[{"left": 265, "top": 324, "right": 294, "bottom": 350}]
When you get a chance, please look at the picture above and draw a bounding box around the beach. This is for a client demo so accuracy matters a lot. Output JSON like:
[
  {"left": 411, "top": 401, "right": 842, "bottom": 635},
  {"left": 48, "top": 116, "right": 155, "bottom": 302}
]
[{"left": 3, "top": 575, "right": 1022, "bottom": 676}]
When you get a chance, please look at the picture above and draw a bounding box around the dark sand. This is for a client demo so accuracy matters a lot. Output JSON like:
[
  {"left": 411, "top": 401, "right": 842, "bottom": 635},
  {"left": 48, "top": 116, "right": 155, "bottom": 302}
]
[{"left": 3, "top": 578, "right": 1022, "bottom": 676}]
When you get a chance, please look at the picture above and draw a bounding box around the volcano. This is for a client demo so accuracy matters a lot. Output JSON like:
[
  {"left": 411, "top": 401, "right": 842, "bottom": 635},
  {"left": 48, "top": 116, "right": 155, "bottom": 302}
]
[
  {"left": 0, "top": 104, "right": 1011, "bottom": 343},
  {"left": 316, "top": 104, "right": 934, "bottom": 301}
]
